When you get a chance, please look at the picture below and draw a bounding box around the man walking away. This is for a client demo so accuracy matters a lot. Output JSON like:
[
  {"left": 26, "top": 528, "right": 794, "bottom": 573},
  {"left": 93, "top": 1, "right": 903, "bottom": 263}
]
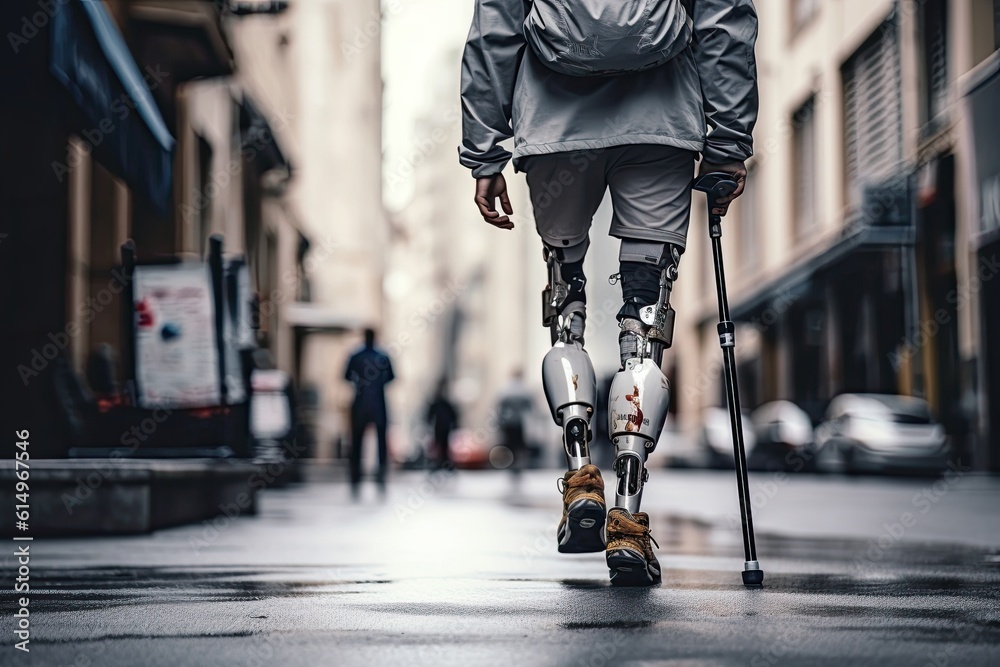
[
  {"left": 425, "top": 379, "right": 459, "bottom": 470},
  {"left": 496, "top": 369, "right": 535, "bottom": 481},
  {"left": 344, "top": 328, "right": 395, "bottom": 498},
  {"left": 459, "top": 0, "right": 757, "bottom": 585}
]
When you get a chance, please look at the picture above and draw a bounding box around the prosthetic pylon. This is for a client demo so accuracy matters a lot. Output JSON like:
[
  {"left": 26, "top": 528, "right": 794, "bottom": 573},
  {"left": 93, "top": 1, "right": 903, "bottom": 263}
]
[
  {"left": 539, "top": 243, "right": 597, "bottom": 469},
  {"left": 607, "top": 241, "right": 680, "bottom": 514}
]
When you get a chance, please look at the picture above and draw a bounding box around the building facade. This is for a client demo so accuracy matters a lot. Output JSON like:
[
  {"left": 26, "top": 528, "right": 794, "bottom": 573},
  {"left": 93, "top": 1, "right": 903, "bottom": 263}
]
[
  {"left": 1, "top": 0, "right": 303, "bottom": 456},
  {"left": 672, "top": 0, "right": 1000, "bottom": 470}
]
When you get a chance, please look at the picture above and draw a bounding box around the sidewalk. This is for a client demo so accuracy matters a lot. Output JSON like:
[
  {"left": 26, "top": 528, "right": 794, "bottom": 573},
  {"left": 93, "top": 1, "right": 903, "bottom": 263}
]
[{"left": 430, "top": 467, "right": 1000, "bottom": 549}]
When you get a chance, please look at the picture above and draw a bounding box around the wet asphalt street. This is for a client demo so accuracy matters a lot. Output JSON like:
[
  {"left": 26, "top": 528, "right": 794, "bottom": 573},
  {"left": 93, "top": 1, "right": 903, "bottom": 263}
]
[{"left": 2, "top": 468, "right": 999, "bottom": 666}]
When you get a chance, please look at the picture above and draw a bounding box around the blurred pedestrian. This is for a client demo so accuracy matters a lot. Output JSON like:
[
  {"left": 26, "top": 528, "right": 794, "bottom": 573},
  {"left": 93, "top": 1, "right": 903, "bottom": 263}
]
[
  {"left": 425, "top": 379, "right": 459, "bottom": 470},
  {"left": 344, "top": 328, "right": 395, "bottom": 498},
  {"left": 460, "top": 0, "right": 757, "bottom": 584},
  {"left": 496, "top": 369, "right": 534, "bottom": 479}
]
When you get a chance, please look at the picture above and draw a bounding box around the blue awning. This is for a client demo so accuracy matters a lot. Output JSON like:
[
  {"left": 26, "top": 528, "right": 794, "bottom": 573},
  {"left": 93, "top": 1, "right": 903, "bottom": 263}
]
[{"left": 50, "top": 0, "right": 175, "bottom": 216}]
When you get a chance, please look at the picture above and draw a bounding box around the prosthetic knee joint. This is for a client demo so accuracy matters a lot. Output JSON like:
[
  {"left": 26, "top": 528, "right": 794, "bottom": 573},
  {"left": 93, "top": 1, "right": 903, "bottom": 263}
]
[
  {"left": 608, "top": 241, "right": 681, "bottom": 513},
  {"left": 540, "top": 240, "right": 596, "bottom": 470}
]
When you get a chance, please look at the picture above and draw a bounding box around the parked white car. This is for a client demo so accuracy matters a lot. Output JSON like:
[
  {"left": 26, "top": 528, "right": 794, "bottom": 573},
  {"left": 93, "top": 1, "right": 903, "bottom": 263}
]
[
  {"left": 813, "top": 394, "right": 949, "bottom": 474},
  {"left": 750, "top": 401, "right": 814, "bottom": 471},
  {"left": 697, "top": 407, "right": 757, "bottom": 469}
]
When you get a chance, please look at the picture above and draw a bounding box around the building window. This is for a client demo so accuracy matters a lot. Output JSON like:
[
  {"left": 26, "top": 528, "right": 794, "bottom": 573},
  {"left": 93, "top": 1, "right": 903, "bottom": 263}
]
[
  {"left": 740, "top": 164, "right": 759, "bottom": 270},
  {"left": 996, "top": 0, "right": 1000, "bottom": 51},
  {"left": 919, "top": 0, "right": 949, "bottom": 130},
  {"left": 196, "top": 135, "right": 213, "bottom": 257},
  {"left": 842, "top": 19, "right": 903, "bottom": 211},
  {"left": 792, "top": 97, "right": 817, "bottom": 236},
  {"left": 791, "top": 0, "right": 821, "bottom": 33}
]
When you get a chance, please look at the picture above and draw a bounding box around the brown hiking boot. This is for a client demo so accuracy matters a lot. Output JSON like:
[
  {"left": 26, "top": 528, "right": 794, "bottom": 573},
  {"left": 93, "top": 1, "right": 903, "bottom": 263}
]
[
  {"left": 556, "top": 464, "right": 607, "bottom": 553},
  {"left": 606, "top": 508, "right": 661, "bottom": 586}
]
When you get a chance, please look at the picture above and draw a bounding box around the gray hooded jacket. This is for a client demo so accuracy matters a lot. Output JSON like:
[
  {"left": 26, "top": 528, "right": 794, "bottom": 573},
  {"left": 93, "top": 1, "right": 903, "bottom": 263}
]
[{"left": 458, "top": 0, "right": 759, "bottom": 177}]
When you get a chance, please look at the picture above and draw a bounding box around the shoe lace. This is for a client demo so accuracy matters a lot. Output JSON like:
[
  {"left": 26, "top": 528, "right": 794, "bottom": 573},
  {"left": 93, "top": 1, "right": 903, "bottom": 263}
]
[
  {"left": 558, "top": 468, "right": 601, "bottom": 495},
  {"left": 610, "top": 512, "right": 660, "bottom": 549}
]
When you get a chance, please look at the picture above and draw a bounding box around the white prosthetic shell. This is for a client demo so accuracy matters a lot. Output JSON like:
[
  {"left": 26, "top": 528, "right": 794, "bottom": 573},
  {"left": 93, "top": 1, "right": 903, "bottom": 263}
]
[
  {"left": 608, "top": 358, "right": 671, "bottom": 450},
  {"left": 542, "top": 341, "right": 597, "bottom": 426},
  {"left": 543, "top": 341, "right": 597, "bottom": 469},
  {"left": 608, "top": 357, "right": 671, "bottom": 512}
]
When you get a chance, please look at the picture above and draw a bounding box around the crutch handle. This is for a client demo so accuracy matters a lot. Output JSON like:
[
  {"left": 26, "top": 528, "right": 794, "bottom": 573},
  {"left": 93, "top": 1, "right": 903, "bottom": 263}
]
[
  {"left": 692, "top": 172, "right": 739, "bottom": 200},
  {"left": 692, "top": 172, "right": 739, "bottom": 224}
]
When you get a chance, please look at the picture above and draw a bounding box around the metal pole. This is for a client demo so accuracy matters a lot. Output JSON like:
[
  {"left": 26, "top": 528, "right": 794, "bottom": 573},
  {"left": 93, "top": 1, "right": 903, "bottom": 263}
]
[
  {"left": 694, "top": 172, "right": 764, "bottom": 586},
  {"left": 710, "top": 227, "right": 757, "bottom": 565}
]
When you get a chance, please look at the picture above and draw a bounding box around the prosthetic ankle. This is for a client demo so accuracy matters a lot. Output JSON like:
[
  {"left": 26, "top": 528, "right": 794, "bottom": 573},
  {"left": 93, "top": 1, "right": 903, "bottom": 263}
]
[
  {"left": 540, "top": 240, "right": 596, "bottom": 470},
  {"left": 607, "top": 241, "right": 681, "bottom": 513}
]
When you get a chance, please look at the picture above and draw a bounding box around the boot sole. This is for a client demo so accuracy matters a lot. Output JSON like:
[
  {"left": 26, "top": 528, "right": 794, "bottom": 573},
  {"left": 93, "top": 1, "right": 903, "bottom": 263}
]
[
  {"left": 607, "top": 548, "right": 661, "bottom": 587},
  {"left": 557, "top": 499, "right": 607, "bottom": 554}
]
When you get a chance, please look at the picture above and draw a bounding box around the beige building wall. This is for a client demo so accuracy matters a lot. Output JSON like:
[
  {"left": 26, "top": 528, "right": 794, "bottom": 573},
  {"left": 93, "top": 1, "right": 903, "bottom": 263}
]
[
  {"left": 227, "top": 6, "right": 301, "bottom": 381},
  {"left": 383, "top": 45, "right": 538, "bottom": 457},
  {"left": 674, "top": 0, "right": 900, "bottom": 436},
  {"left": 673, "top": 0, "right": 996, "bottom": 452},
  {"left": 291, "top": 0, "right": 387, "bottom": 458},
  {"left": 164, "top": 0, "right": 389, "bottom": 459}
]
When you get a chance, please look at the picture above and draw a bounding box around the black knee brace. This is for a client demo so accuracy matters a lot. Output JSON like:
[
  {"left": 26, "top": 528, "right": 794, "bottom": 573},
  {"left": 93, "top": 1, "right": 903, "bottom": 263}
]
[
  {"left": 615, "top": 243, "right": 682, "bottom": 323},
  {"left": 543, "top": 242, "right": 589, "bottom": 343}
]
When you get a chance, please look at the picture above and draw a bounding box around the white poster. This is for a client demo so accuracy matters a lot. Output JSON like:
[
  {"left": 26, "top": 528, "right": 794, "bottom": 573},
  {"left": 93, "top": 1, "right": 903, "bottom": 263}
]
[
  {"left": 133, "top": 263, "right": 221, "bottom": 408},
  {"left": 233, "top": 262, "right": 255, "bottom": 349},
  {"left": 220, "top": 260, "right": 253, "bottom": 404}
]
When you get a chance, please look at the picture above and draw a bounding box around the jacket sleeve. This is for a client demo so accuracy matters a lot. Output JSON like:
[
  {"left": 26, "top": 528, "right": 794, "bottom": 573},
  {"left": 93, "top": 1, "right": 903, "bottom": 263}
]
[
  {"left": 458, "top": 0, "right": 528, "bottom": 178},
  {"left": 690, "top": 0, "right": 759, "bottom": 164}
]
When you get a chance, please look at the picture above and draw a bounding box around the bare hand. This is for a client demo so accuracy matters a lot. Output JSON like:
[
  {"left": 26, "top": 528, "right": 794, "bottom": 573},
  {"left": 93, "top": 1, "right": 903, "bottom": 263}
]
[
  {"left": 699, "top": 160, "right": 747, "bottom": 216},
  {"left": 475, "top": 174, "right": 514, "bottom": 229}
]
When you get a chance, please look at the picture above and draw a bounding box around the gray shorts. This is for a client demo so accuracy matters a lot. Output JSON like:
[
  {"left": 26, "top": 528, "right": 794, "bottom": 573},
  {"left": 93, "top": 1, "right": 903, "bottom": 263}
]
[{"left": 521, "top": 144, "right": 696, "bottom": 250}]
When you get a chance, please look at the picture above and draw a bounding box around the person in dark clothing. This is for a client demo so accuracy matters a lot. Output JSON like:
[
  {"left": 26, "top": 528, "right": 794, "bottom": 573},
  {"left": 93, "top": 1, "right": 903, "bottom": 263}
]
[
  {"left": 496, "top": 370, "right": 534, "bottom": 478},
  {"left": 344, "top": 328, "right": 395, "bottom": 497},
  {"left": 425, "top": 379, "right": 459, "bottom": 470}
]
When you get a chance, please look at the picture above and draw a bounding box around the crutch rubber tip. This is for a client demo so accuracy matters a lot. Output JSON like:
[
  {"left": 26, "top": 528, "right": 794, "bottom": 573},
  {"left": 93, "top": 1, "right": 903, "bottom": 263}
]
[{"left": 742, "top": 569, "right": 764, "bottom": 586}]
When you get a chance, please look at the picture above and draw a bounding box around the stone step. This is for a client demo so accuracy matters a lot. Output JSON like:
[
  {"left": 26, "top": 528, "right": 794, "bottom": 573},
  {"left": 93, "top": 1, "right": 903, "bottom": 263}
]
[{"left": 0, "top": 458, "right": 274, "bottom": 536}]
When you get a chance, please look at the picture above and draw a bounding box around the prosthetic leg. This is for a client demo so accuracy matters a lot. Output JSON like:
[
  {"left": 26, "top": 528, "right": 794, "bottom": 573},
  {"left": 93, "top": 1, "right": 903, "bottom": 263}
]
[
  {"left": 540, "top": 239, "right": 596, "bottom": 469},
  {"left": 539, "top": 240, "right": 605, "bottom": 553},
  {"left": 604, "top": 240, "right": 681, "bottom": 585},
  {"left": 608, "top": 240, "right": 679, "bottom": 512}
]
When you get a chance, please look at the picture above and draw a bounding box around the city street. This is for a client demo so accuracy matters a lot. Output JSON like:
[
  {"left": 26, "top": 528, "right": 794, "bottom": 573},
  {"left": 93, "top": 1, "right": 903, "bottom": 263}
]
[
  {"left": 3, "top": 468, "right": 999, "bottom": 666},
  {"left": 4, "top": 0, "right": 1000, "bottom": 665}
]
